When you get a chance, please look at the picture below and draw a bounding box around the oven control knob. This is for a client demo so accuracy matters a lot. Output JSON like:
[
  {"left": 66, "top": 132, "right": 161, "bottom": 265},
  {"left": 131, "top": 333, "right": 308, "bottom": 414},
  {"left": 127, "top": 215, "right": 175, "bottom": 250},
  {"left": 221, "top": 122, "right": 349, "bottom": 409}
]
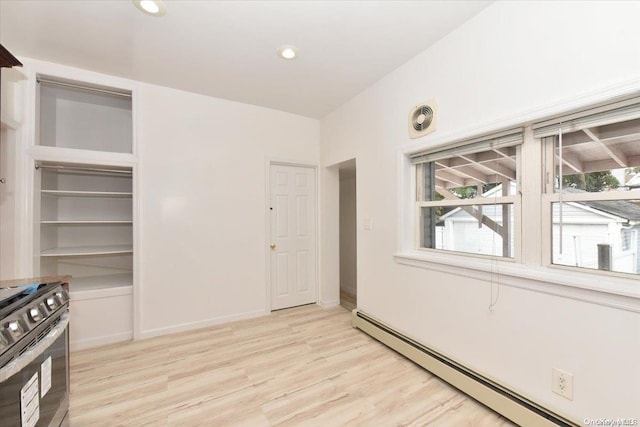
[
  {"left": 46, "top": 296, "right": 58, "bottom": 310},
  {"left": 28, "top": 307, "right": 42, "bottom": 322},
  {"left": 55, "top": 291, "right": 68, "bottom": 303},
  {"left": 7, "top": 321, "right": 22, "bottom": 336},
  {"left": 37, "top": 302, "right": 48, "bottom": 314}
]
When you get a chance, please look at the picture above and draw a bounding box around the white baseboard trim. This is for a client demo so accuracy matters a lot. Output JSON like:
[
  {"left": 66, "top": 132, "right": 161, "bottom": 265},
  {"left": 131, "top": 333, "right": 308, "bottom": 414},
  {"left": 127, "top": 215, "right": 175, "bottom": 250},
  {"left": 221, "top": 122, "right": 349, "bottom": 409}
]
[
  {"left": 70, "top": 331, "right": 133, "bottom": 352},
  {"left": 352, "top": 309, "right": 577, "bottom": 427},
  {"left": 139, "top": 309, "right": 269, "bottom": 340},
  {"left": 318, "top": 299, "right": 340, "bottom": 308}
]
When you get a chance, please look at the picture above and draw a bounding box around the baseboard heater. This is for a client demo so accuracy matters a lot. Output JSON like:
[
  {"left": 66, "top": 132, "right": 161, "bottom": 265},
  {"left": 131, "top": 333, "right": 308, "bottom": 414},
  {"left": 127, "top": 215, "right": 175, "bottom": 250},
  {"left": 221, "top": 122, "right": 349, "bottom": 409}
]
[{"left": 351, "top": 310, "right": 578, "bottom": 427}]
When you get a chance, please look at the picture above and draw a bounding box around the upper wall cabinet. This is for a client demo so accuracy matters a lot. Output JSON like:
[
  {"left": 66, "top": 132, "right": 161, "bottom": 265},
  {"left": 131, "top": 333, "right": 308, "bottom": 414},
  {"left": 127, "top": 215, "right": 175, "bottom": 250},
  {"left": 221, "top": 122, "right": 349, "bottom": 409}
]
[{"left": 37, "top": 76, "right": 132, "bottom": 153}]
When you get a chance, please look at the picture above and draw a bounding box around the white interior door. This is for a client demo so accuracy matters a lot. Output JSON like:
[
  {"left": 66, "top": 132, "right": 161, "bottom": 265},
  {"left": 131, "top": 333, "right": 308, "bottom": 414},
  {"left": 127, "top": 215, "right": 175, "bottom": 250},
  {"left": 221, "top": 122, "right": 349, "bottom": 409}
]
[{"left": 270, "top": 164, "right": 316, "bottom": 310}]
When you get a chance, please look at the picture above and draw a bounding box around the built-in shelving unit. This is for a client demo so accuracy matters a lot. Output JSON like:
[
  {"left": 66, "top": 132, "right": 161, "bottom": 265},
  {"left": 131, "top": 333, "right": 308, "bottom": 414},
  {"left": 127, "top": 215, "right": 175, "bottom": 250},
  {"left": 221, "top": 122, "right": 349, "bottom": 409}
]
[
  {"left": 37, "top": 164, "right": 134, "bottom": 269},
  {"left": 34, "top": 74, "right": 135, "bottom": 349}
]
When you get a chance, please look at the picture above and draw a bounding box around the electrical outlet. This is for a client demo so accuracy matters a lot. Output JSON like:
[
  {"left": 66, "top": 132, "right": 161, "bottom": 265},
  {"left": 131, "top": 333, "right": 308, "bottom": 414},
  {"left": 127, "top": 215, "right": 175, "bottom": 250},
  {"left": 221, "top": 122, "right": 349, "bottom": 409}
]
[{"left": 552, "top": 368, "right": 573, "bottom": 400}]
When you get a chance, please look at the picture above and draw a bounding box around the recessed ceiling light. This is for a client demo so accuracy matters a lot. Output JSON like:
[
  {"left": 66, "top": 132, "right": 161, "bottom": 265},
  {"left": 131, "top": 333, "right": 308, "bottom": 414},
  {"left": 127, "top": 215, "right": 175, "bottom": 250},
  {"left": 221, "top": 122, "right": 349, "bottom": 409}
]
[
  {"left": 133, "top": 0, "right": 166, "bottom": 17},
  {"left": 278, "top": 46, "right": 298, "bottom": 60}
]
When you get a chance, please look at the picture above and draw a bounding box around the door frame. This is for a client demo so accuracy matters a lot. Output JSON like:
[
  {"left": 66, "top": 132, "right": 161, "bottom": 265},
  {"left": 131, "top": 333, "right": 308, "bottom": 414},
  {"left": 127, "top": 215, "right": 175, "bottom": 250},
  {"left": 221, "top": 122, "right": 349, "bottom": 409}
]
[{"left": 265, "top": 159, "right": 319, "bottom": 312}]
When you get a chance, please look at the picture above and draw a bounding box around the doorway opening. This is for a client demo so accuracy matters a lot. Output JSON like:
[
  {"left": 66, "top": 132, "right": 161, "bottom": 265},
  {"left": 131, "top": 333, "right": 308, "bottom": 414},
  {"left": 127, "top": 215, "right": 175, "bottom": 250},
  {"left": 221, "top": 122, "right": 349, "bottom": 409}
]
[{"left": 339, "top": 159, "right": 357, "bottom": 311}]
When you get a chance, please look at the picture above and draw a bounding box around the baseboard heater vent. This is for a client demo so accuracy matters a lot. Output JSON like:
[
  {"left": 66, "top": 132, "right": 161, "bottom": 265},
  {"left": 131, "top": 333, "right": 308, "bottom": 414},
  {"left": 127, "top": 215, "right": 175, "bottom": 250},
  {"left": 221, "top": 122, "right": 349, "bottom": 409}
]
[{"left": 352, "top": 310, "right": 578, "bottom": 427}]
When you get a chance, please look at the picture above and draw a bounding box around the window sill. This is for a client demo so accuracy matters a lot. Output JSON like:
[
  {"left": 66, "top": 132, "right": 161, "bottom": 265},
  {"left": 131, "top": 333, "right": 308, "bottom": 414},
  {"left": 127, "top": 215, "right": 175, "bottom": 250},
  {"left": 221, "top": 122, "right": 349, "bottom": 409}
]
[{"left": 395, "top": 250, "right": 640, "bottom": 313}]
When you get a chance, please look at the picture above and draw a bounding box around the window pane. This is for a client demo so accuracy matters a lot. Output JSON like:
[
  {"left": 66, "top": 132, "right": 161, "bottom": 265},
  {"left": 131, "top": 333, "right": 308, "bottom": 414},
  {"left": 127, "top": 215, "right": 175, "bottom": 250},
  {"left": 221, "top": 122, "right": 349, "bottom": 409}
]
[
  {"left": 553, "top": 119, "right": 640, "bottom": 193},
  {"left": 552, "top": 201, "right": 640, "bottom": 275},
  {"left": 418, "top": 146, "right": 518, "bottom": 201},
  {"left": 421, "top": 203, "right": 514, "bottom": 258}
]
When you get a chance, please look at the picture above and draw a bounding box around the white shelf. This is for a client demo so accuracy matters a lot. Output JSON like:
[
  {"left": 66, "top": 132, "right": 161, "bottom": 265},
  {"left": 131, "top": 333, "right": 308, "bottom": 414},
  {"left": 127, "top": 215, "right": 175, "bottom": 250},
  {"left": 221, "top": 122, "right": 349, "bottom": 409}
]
[
  {"left": 41, "top": 220, "right": 132, "bottom": 224},
  {"left": 41, "top": 190, "right": 133, "bottom": 198},
  {"left": 28, "top": 145, "right": 136, "bottom": 166},
  {"left": 69, "top": 273, "right": 133, "bottom": 299},
  {"left": 41, "top": 245, "right": 133, "bottom": 257}
]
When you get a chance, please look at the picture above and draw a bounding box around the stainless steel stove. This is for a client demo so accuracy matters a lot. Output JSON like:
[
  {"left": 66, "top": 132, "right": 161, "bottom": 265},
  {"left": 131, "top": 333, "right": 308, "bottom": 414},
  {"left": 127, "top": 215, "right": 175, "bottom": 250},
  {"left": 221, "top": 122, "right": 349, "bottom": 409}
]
[{"left": 0, "top": 280, "right": 70, "bottom": 427}]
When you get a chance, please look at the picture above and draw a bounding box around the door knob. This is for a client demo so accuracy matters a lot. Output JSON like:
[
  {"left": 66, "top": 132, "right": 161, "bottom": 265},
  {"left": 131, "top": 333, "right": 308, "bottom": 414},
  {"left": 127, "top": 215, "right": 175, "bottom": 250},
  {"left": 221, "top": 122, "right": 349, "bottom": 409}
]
[{"left": 270, "top": 244, "right": 277, "bottom": 250}]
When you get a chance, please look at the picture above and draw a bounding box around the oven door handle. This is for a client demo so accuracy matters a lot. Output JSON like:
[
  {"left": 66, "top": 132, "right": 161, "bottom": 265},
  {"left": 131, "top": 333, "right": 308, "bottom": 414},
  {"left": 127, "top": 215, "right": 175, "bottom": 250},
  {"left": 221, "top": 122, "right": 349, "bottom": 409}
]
[{"left": 0, "top": 311, "right": 69, "bottom": 384}]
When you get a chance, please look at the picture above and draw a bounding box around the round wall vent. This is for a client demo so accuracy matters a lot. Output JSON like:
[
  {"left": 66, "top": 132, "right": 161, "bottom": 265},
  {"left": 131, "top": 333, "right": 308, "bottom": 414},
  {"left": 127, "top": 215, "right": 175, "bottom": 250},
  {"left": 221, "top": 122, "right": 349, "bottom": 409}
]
[{"left": 409, "top": 100, "right": 438, "bottom": 139}]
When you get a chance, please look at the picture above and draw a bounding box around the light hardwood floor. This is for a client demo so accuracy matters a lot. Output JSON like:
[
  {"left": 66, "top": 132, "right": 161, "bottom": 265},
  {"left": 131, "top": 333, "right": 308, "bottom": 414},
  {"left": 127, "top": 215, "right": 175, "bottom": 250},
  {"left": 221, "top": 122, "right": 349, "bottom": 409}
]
[{"left": 69, "top": 305, "right": 515, "bottom": 426}]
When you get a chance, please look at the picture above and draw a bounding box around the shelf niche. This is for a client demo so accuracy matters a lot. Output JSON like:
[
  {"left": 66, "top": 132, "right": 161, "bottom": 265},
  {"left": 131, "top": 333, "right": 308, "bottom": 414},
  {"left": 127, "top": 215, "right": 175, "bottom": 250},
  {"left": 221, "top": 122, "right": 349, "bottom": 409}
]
[
  {"left": 36, "top": 163, "right": 133, "bottom": 294},
  {"left": 37, "top": 76, "right": 132, "bottom": 153}
]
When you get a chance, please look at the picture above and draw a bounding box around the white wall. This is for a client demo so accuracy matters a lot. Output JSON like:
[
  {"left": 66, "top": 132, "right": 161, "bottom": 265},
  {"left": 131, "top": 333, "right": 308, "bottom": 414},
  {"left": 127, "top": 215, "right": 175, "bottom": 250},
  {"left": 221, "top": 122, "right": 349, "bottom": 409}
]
[
  {"left": 321, "top": 1, "right": 640, "bottom": 423},
  {"left": 137, "top": 82, "right": 320, "bottom": 335}
]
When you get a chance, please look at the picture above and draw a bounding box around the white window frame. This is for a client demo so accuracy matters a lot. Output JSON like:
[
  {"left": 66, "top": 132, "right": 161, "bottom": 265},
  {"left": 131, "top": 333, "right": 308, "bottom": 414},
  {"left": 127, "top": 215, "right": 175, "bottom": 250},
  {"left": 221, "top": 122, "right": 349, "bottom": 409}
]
[
  {"left": 413, "top": 138, "right": 522, "bottom": 261},
  {"left": 539, "top": 136, "right": 640, "bottom": 278}
]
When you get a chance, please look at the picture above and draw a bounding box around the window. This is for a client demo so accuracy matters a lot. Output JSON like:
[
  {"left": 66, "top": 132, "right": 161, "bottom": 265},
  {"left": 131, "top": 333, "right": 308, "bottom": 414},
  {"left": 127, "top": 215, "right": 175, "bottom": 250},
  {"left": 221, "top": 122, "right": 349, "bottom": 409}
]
[
  {"left": 406, "top": 95, "right": 640, "bottom": 287},
  {"left": 411, "top": 130, "right": 522, "bottom": 258},
  {"left": 621, "top": 229, "right": 634, "bottom": 252},
  {"left": 536, "top": 98, "right": 640, "bottom": 275}
]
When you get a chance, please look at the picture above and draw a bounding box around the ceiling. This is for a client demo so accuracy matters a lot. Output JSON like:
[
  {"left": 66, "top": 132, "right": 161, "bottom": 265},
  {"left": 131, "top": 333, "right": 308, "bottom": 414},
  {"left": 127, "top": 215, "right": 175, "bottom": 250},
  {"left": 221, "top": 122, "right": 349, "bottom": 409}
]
[{"left": 0, "top": 0, "right": 492, "bottom": 118}]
